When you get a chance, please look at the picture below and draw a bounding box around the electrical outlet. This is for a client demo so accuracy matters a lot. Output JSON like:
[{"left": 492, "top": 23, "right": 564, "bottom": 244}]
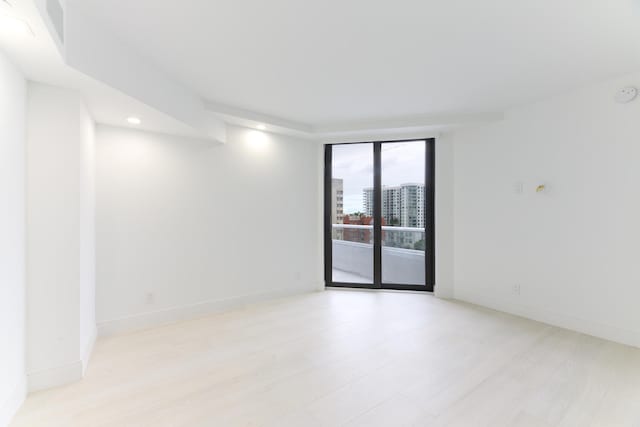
[
  {"left": 512, "top": 284, "right": 521, "bottom": 296},
  {"left": 146, "top": 292, "right": 154, "bottom": 304}
]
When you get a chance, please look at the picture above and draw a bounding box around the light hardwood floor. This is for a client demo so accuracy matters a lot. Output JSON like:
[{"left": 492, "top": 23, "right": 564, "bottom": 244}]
[{"left": 11, "top": 290, "right": 640, "bottom": 427}]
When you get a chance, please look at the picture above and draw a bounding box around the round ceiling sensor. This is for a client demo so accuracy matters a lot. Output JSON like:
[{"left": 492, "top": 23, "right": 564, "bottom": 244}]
[{"left": 615, "top": 86, "right": 638, "bottom": 104}]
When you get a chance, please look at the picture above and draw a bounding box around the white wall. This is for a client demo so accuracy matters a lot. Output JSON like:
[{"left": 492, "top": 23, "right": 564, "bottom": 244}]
[
  {"left": 0, "top": 51, "right": 27, "bottom": 427},
  {"left": 95, "top": 125, "right": 323, "bottom": 335},
  {"left": 79, "top": 104, "right": 96, "bottom": 370},
  {"left": 26, "top": 83, "right": 96, "bottom": 391},
  {"left": 450, "top": 71, "right": 640, "bottom": 347},
  {"left": 435, "top": 135, "right": 455, "bottom": 298}
]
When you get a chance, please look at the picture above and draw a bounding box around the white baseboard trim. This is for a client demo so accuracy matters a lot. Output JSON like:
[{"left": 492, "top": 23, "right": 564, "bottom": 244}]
[
  {"left": 455, "top": 289, "right": 640, "bottom": 349},
  {"left": 81, "top": 325, "right": 97, "bottom": 375},
  {"left": 434, "top": 284, "right": 454, "bottom": 299},
  {"left": 0, "top": 376, "right": 26, "bottom": 427},
  {"left": 98, "top": 286, "right": 320, "bottom": 337},
  {"left": 27, "top": 361, "right": 83, "bottom": 393}
]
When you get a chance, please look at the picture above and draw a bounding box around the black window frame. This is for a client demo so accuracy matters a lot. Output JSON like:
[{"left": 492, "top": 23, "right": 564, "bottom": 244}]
[{"left": 324, "top": 138, "right": 436, "bottom": 292}]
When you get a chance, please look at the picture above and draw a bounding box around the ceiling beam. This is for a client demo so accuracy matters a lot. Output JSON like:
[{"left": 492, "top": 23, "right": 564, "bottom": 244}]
[{"left": 312, "top": 112, "right": 504, "bottom": 134}]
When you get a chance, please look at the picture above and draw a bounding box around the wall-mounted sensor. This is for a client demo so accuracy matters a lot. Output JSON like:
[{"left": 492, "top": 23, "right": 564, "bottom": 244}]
[{"left": 615, "top": 87, "right": 638, "bottom": 104}]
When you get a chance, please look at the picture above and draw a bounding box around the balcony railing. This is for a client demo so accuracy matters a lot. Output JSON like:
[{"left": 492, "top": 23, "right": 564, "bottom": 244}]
[
  {"left": 331, "top": 224, "right": 425, "bottom": 285},
  {"left": 332, "top": 224, "right": 423, "bottom": 233}
]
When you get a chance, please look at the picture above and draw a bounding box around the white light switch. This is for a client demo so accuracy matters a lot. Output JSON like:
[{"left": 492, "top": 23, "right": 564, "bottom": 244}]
[{"left": 514, "top": 182, "right": 524, "bottom": 194}]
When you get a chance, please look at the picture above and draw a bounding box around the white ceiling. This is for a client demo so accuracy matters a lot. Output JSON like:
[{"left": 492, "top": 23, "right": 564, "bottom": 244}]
[
  {"left": 0, "top": 0, "right": 216, "bottom": 140},
  {"left": 73, "top": 0, "right": 640, "bottom": 126}
]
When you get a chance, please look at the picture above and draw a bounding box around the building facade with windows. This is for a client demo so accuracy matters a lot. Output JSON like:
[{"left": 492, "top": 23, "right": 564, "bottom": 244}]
[
  {"left": 331, "top": 178, "right": 344, "bottom": 239},
  {"left": 363, "top": 183, "right": 425, "bottom": 228}
]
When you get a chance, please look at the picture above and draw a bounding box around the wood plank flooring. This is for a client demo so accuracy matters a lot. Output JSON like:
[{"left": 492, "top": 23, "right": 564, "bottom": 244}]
[{"left": 11, "top": 290, "right": 640, "bottom": 427}]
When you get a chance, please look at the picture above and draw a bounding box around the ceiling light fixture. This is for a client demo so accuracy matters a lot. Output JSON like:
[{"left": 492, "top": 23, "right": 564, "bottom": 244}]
[
  {"left": 126, "top": 116, "right": 141, "bottom": 125},
  {"left": 256, "top": 124, "right": 266, "bottom": 130}
]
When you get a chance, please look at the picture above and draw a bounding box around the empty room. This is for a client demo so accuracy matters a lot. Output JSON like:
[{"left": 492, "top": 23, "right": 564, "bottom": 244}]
[{"left": 2, "top": 0, "right": 640, "bottom": 426}]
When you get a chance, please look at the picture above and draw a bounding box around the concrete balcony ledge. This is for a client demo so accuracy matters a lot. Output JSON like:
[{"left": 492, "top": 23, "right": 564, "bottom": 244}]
[{"left": 332, "top": 239, "right": 425, "bottom": 285}]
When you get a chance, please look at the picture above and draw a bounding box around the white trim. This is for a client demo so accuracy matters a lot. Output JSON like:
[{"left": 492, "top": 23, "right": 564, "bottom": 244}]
[
  {"left": 204, "top": 98, "right": 504, "bottom": 141},
  {"left": 27, "top": 361, "right": 83, "bottom": 393},
  {"left": 0, "top": 375, "right": 26, "bottom": 427},
  {"left": 204, "top": 100, "right": 312, "bottom": 133},
  {"left": 314, "top": 112, "right": 504, "bottom": 134},
  {"left": 97, "top": 286, "right": 321, "bottom": 337},
  {"left": 81, "top": 324, "right": 97, "bottom": 375},
  {"left": 455, "top": 289, "right": 640, "bottom": 349}
]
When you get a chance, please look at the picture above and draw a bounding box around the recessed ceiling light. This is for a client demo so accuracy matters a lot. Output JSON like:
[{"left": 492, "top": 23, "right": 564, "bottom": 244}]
[
  {"left": 0, "top": 13, "right": 34, "bottom": 37},
  {"left": 256, "top": 124, "right": 266, "bottom": 130},
  {"left": 126, "top": 116, "right": 141, "bottom": 125}
]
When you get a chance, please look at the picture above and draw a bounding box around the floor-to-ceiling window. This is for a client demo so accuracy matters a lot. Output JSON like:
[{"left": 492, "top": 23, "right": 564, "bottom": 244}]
[{"left": 324, "top": 139, "right": 435, "bottom": 291}]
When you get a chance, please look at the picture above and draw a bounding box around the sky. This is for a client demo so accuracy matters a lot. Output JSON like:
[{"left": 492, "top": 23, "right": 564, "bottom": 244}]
[{"left": 332, "top": 141, "right": 425, "bottom": 214}]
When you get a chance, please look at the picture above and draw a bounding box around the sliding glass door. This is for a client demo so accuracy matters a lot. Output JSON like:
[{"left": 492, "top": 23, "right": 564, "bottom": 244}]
[
  {"left": 328, "top": 143, "right": 374, "bottom": 284},
  {"left": 324, "top": 139, "right": 435, "bottom": 292}
]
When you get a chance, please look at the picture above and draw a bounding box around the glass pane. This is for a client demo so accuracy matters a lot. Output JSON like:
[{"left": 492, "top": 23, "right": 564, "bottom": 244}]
[
  {"left": 381, "top": 141, "right": 426, "bottom": 286},
  {"left": 331, "top": 143, "right": 374, "bottom": 283}
]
